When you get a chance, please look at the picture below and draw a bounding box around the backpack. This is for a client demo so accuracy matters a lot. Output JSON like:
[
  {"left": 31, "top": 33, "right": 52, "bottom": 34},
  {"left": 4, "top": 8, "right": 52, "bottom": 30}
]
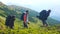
[
  {"left": 20, "top": 13, "right": 25, "bottom": 21},
  {"left": 39, "top": 10, "right": 47, "bottom": 20}
]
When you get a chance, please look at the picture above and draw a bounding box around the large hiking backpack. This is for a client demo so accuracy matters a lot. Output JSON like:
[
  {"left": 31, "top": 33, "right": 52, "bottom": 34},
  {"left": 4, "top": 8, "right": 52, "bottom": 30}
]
[
  {"left": 39, "top": 10, "right": 47, "bottom": 20},
  {"left": 20, "top": 13, "right": 25, "bottom": 21}
]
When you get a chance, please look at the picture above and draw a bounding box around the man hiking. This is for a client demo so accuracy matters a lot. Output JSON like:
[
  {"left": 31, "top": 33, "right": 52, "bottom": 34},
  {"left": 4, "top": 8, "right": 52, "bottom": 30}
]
[
  {"left": 21, "top": 10, "right": 29, "bottom": 28},
  {"left": 5, "top": 15, "right": 15, "bottom": 29},
  {"left": 37, "top": 10, "right": 51, "bottom": 27}
]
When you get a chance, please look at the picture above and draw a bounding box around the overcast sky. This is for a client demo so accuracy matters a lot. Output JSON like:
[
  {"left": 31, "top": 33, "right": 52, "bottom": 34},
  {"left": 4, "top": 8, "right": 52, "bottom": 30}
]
[{"left": 0, "top": 0, "right": 60, "bottom": 21}]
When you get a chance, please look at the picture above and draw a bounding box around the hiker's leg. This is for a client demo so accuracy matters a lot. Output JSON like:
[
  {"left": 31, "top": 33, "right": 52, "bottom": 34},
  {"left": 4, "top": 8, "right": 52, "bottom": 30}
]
[
  {"left": 23, "top": 21, "right": 28, "bottom": 28},
  {"left": 23, "top": 22, "right": 25, "bottom": 27},
  {"left": 9, "top": 25, "right": 13, "bottom": 29},
  {"left": 45, "top": 21, "right": 48, "bottom": 26},
  {"left": 42, "top": 20, "right": 45, "bottom": 26},
  {"left": 26, "top": 23, "right": 28, "bottom": 28},
  {"left": 11, "top": 26, "right": 13, "bottom": 29},
  {"left": 43, "top": 20, "right": 48, "bottom": 26}
]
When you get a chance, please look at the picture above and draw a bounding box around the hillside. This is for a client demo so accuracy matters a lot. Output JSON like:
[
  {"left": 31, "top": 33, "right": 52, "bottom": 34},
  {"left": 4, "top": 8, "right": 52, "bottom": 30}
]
[
  {"left": 0, "top": 15, "right": 60, "bottom": 34},
  {"left": 0, "top": 2, "right": 60, "bottom": 34},
  {"left": 47, "top": 18, "right": 60, "bottom": 25},
  {"left": 0, "top": 2, "right": 60, "bottom": 25}
]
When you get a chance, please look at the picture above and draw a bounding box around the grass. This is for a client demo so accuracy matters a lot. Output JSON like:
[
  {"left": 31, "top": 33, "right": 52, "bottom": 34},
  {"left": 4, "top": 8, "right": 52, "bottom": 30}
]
[{"left": 0, "top": 16, "right": 60, "bottom": 34}]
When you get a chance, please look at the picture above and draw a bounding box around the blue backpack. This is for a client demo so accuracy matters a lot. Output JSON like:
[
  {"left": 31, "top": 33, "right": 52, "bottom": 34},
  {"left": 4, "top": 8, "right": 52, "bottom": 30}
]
[{"left": 20, "top": 13, "right": 25, "bottom": 21}]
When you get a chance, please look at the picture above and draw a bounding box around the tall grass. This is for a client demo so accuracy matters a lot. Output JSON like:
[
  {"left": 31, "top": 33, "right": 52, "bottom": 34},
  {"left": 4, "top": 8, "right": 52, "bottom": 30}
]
[{"left": 0, "top": 16, "right": 60, "bottom": 34}]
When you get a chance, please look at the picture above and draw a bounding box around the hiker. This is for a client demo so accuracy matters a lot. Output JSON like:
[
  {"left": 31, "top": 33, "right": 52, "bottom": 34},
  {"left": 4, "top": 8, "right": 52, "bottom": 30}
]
[
  {"left": 37, "top": 10, "right": 51, "bottom": 26},
  {"left": 5, "top": 15, "right": 11, "bottom": 27},
  {"left": 5, "top": 15, "right": 15, "bottom": 29},
  {"left": 10, "top": 15, "right": 15, "bottom": 29},
  {"left": 20, "top": 10, "right": 29, "bottom": 28}
]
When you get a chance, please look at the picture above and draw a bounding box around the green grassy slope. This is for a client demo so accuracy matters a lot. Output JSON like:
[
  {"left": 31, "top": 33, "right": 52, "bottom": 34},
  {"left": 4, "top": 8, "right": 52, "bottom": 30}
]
[
  {"left": 0, "top": 16, "right": 60, "bottom": 34},
  {"left": 0, "top": 2, "right": 60, "bottom": 34}
]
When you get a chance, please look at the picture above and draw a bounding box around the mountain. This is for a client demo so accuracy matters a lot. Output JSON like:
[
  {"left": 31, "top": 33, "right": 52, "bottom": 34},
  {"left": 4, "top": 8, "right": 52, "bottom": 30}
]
[
  {"left": 47, "top": 18, "right": 60, "bottom": 25},
  {"left": 0, "top": 2, "right": 60, "bottom": 25}
]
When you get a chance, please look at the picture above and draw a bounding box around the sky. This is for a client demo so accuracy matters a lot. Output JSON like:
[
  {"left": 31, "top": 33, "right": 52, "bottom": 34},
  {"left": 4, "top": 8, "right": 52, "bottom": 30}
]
[{"left": 0, "top": 0, "right": 60, "bottom": 21}]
